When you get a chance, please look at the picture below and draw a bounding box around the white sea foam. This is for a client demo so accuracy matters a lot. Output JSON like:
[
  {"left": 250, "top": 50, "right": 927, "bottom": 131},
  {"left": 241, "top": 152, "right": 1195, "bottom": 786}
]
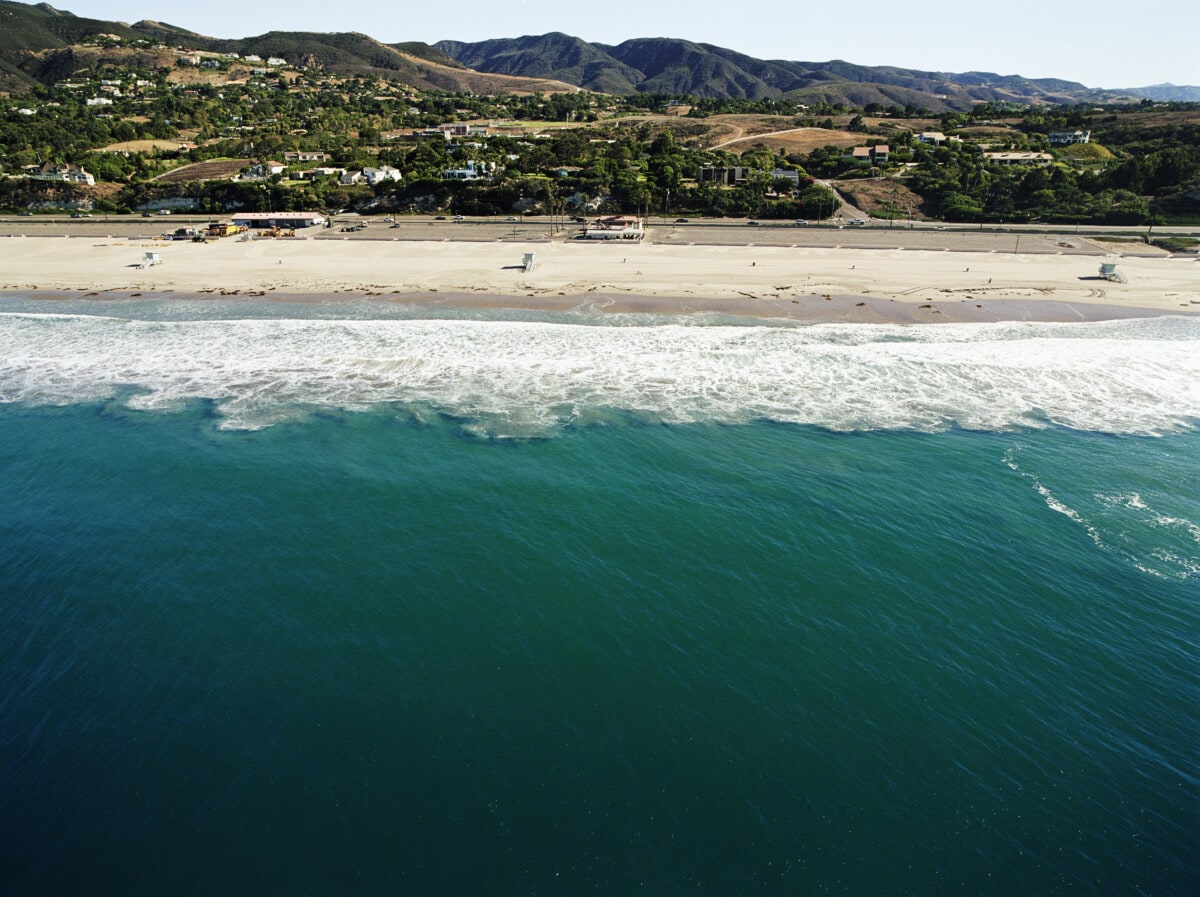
[{"left": 2, "top": 310, "right": 1199, "bottom": 435}]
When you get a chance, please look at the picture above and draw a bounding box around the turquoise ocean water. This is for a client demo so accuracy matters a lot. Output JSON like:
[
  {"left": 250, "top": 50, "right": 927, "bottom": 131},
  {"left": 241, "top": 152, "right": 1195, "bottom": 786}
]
[{"left": 1, "top": 299, "right": 1197, "bottom": 896}]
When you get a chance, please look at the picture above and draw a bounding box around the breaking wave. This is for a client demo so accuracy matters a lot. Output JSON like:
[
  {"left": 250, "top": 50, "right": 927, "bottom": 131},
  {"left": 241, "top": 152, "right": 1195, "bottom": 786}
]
[{"left": 2, "top": 305, "right": 1198, "bottom": 435}]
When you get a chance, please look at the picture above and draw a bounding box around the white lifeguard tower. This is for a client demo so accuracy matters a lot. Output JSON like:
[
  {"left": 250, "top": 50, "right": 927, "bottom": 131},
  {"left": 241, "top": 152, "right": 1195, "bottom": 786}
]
[
  {"left": 1098, "top": 261, "right": 1126, "bottom": 283},
  {"left": 523, "top": 252, "right": 536, "bottom": 272},
  {"left": 140, "top": 251, "right": 162, "bottom": 268}
]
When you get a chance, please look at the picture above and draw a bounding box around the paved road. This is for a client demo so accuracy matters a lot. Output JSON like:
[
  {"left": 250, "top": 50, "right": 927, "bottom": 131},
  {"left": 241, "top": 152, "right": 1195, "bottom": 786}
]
[{"left": 0, "top": 215, "right": 1191, "bottom": 259}]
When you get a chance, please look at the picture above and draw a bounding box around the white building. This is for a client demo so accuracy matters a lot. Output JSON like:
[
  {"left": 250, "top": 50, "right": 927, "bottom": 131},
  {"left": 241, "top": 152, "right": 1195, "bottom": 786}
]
[
  {"left": 1048, "top": 130, "right": 1091, "bottom": 146},
  {"left": 583, "top": 215, "right": 644, "bottom": 241},
  {"left": 28, "top": 163, "right": 95, "bottom": 186},
  {"left": 362, "top": 165, "right": 403, "bottom": 186},
  {"left": 443, "top": 160, "right": 494, "bottom": 181}
]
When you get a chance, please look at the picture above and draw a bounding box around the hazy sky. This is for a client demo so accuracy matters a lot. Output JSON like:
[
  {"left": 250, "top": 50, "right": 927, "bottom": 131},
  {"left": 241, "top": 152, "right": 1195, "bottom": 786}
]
[{"left": 41, "top": 0, "right": 1199, "bottom": 88}]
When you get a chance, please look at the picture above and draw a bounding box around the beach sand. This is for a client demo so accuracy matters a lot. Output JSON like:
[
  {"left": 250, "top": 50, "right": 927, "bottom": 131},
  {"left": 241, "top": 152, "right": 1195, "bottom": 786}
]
[{"left": 2, "top": 232, "right": 1197, "bottom": 322}]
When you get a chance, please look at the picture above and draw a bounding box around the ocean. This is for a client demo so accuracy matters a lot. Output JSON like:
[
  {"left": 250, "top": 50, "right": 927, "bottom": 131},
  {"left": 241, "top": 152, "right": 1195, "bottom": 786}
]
[{"left": 1, "top": 298, "right": 1197, "bottom": 896}]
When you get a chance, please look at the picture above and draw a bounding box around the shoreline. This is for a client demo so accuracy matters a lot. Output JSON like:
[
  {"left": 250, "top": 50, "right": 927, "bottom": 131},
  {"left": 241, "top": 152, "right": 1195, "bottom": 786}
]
[
  {"left": 1, "top": 232, "right": 1196, "bottom": 323},
  {"left": 5, "top": 287, "right": 1188, "bottom": 325}
]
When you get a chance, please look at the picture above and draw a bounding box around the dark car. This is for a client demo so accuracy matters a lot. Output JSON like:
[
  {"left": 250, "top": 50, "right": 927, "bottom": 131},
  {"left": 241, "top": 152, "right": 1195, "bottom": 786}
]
[
  {"left": 747, "top": 220, "right": 760, "bottom": 226},
  {"left": 675, "top": 218, "right": 689, "bottom": 223},
  {"left": 434, "top": 215, "right": 446, "bottom": 220}
]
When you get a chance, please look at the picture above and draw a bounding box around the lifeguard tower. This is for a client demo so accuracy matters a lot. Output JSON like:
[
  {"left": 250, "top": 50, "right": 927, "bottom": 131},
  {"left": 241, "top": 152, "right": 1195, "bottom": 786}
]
[{"left": 1098, "top": 262, "right": 1126, "bottom": 283}]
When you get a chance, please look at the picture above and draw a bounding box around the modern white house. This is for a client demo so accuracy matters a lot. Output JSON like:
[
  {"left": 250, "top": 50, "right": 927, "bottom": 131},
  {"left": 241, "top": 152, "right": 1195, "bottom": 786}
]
[
  {"left": 362, "top": 165, "right": 403, "bottom": 186},
  {"left": 27, "top": 163, "right": 95, "bottom": 186},
  {"left": 1048, "top": 130, "right": 1091, "bottom": 145},
  {"left": 443, "top": 160, "right": 494, "bottom": 181},
  {"left": 240, "top": 160, "right": 287, "bottom": 180},
  {"left": 292, "top": 167, "right": 346, "bottom": 181}
]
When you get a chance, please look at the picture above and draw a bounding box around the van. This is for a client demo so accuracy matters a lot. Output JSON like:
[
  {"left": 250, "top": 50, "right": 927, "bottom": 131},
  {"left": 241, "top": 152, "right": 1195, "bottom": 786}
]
[{"left": 158, "top": 209, "right": 171, "bottom": 215}]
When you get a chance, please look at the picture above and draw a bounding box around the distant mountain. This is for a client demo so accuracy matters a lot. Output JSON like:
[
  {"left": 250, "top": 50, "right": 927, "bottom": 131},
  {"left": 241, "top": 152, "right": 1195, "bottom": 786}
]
[
  {"left": 1120, "top": 83, "right": 1200, "bottom": 102},
  {"left": 435, "top": 34, "right": 1131, "bottom": 110},
  {"left": 0, "top": 2, "right": 1162, "bottom": 110},
  {"left": 0, "top": 1, "right": 574, "bottom": 94}
]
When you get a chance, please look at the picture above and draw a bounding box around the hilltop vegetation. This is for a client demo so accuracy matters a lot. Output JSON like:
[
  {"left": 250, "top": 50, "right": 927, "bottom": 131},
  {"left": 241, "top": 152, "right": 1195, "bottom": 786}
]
[{"left": 0, "top": 4, "right": 1197, "bottom": 226}]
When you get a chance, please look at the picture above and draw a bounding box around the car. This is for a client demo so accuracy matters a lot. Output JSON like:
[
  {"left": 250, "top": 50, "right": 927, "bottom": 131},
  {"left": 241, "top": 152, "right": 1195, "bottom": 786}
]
[
  {"left": 434, "top": 215, "right": 446, "bottom": 220},
  {"left": 453, "top": 215, "right": 465, "bottom": 221},
  {"left": 675, "top": 218, "right": 689, "bottom": 223},
  {"left": 17, "top": 211, "right": 32, "bottom": 216},
  {"left": 794, "top": 219, "right": 808, "bottom": 226},
  {"left": 505, "top": 216, "right": 518, "bottom": 222},
  {"left": 70, "top": 213, "right": 92, "bottom": 219},
  {"left": 747, "top": 220, "right": 760, "bottom": 226},
  {"left": 848, "top": 219, "right": 866, "bottom": 226},
  {"left": 142, "top": 211, "right": 152, "bottom": 217}
]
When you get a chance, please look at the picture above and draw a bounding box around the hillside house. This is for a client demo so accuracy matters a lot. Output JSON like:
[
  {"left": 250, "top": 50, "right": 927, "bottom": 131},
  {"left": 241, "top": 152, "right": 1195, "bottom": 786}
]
[
  {"left": 284, "top": 151, "right": 332, "bottom": 163},
  {"left": 847, "top": 145, "right": 889, "bottom": 164},
  {"left": 362, "top": 165, "right": 403, "bottom": 186},
  {"left": 241, "top": 160, "right": 286, "bottom": 180},
  {"left": 985, "top": 151, "right": 1053, "bottom": 166},
  {"left": 1048, "top": 130, "right": 1091, "bottom": 145},
  {"left": 697, "top": 166, "right": 751, "bottom": 186},
  {"left": 292, "top": 167, "right": 346, "bottom": 181},
  {"left": 28, "top": 163, "right": 95, "bottom": 186},
  {"left": 443, "top": 161, "right": 494, "bottom": 181}
]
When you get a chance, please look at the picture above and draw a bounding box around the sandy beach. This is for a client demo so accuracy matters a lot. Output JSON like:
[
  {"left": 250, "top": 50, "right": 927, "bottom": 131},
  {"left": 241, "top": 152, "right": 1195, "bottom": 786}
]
[{"left": 2, "top": 230, "right": 1197, "bottom": 322}]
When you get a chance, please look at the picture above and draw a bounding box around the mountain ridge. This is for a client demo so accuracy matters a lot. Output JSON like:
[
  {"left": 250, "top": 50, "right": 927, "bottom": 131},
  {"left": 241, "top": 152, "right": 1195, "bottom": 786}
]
[{"left": 0, "top": 2, "right": 1195, "bottom": 110}]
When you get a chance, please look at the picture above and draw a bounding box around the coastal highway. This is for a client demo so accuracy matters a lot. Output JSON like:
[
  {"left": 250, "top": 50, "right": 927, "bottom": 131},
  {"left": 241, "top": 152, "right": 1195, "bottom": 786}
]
[{"left": 0, "top": 214, "right": 1192, "bottom": 259}]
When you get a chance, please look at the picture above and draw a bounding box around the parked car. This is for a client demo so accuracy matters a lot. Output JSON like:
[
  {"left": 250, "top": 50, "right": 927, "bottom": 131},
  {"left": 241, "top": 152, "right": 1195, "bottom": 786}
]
[
  {"left": 505, "top": 216, "right": 518, "bottom": 222},
  {"left": 747, "top": 220, "right": 760, "bottom": 226},
  {"left": 848, "top": 219, "right": 866, "bottom": 226},
  {"left": 434, "top": 215, "right": 446, "bottom": 220},
  {"left": 675, "top": 218, "right": 689, "bottom": 223},
  {"left": 453, "top": 215, "right": 465, "bottom": 221}
]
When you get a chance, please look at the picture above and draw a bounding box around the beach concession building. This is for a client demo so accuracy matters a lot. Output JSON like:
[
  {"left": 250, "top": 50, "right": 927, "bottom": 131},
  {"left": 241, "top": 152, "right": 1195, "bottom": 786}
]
[
  {"left": 583, "top": 216, "right": 645, "bottom": 241},
  {"left": 230, "top": 212, "right": 326, "bottom": 229}
]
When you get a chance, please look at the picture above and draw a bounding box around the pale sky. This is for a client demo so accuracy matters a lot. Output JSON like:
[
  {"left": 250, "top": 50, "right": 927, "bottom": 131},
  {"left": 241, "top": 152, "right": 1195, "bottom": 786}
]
[{"left": 38, "top": 0, "right": 1199, "bottom": 89}]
